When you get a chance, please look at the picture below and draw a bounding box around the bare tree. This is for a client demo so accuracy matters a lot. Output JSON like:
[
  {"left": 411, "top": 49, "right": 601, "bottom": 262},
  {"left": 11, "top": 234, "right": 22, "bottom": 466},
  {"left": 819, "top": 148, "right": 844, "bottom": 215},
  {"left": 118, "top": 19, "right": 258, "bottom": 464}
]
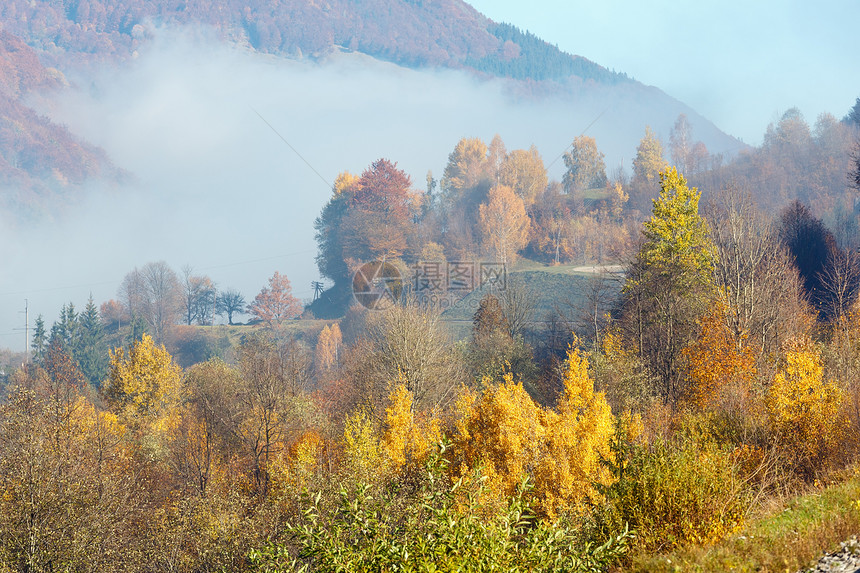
[
  {"left": 119, "top": 262, "right": 181, "bottom": 342},
  {"left": 498, "top": 275, "right": 538, "bottom": 338},
  {"left": 706, "top": 187, "right": 814, "bottom": 364},
  {"left": 181, "top": 265, "right": 217, "bottom": 326},
  {"left": 818, "top": 248, "right": 860, "bottom": 323},
  {"left": 215, "top": 289, "right": 246, "bottom": 325},
  {"left": 578, "top": 268, "right": 620, "bottom": 344},
  {"left": 358, "top": 303, "right": 465, "bottom": 412}
]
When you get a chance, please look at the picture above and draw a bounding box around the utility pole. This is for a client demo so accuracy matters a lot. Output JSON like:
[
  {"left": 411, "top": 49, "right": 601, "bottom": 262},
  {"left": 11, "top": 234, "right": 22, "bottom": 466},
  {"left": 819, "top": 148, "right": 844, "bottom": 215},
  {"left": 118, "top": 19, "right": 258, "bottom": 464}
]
[{"left": 16, "top": 299, "right": 29, "bottom": 365}]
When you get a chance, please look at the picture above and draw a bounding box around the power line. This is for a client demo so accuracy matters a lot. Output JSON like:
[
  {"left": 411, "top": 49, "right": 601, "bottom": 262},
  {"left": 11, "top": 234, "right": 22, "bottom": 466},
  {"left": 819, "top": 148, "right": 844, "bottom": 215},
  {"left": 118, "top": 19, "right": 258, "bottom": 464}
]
[
  {"left": 251, "top": 107, "right": 332, "bottom": 190},
  {"left": 546, "top": 107, "right": 609, "bottom": 171}
]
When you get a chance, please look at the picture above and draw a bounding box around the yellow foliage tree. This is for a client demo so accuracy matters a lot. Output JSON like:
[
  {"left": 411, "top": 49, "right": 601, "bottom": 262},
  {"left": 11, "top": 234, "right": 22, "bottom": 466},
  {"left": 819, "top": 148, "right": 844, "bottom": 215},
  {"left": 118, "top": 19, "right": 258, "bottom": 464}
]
[
  {"left": 104, "top": 333, "right": 183, "bottom": 436},
  {"left": 333, "top": 171, "right": 359, "bottom": 195},
  {"left": 766, "top": 338, "right": 844, "bottom": 477},
  {"left": 380, "top": 384, "right": 442, "bottom": 473},
  {"left": 341, "top": 408, "right": 383, "bottom": 480},
  {"left": 499, "top": 146, "right": 548, "bottom": 206},
  {"left": 452, "top": 374, "right": 547, "bottom": 504},
  {"left": 453, "top": 344, "right": 616, "bottom": 518},
  {"left": 268, "top": 430, "right": 326, "bottom": 500},
  {"left": 535, "top": 344, "right": 615, "bottom": 519}
]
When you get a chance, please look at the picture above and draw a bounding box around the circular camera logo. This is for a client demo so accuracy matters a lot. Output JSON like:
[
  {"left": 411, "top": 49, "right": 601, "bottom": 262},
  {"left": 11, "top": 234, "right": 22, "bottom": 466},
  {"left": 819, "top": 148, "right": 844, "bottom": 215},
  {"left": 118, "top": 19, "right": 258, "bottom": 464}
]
[{"left": 352, "top": 261, "right": 403, "bottom": 310}]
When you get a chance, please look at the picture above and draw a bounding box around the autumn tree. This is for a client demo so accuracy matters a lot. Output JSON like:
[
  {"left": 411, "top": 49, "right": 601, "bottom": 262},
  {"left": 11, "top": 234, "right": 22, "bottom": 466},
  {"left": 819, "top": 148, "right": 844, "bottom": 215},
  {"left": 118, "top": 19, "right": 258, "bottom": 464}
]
[
  {"left": 683, "top": 303, "right": 756, "bottom": 413},
  {"left": 103, "top": 333, "right": 183, "bottom": 436},
  {"left": 380, "top": 384, "right": 442, "bottom": 474},
  {"left": 453, "top": 343, "right": 615, "bottom": 519},
  {"left": 528, "top": 183, "right": 575, "bottom": 264},
  {"left": 630, "top": 126, "right": 668, "bottom": 212},
  {"left": 478, "top": 184, "right": 530, "bottom": 265},
  {"left": 0, "top": 383, "right": 139, "bottom": 571},
  {"left": 342, "top": 158, "right": 417, "bottom": 262},
  {"left": 534, "top": 343, "right": 615, "bottom": 518},
  {"left": 314, "top": 323, "right": 342, "bottom": 373},
  {"left": 99, "top": 299, "right": 126, "bottom": 332},
  {"left": 498, "top": 145, "right": 547, "bottom": 206},
  {"left": 440, "top": 137, "right": 494, "bottom": 257},
  {"left": 562, "top": 135, "right": 607, "bottom": 196},
  {"left": 767, "top": 338, "right": 844, "bottom": 478},
  {"left": 624, "top": 167, "right": 716, "bottom": 402},
  {"left": 247, "top": 271, "right": 302, "bottom": 330},
  {"left": 441, "top": 137, "right": 492, "bottom": 198}
]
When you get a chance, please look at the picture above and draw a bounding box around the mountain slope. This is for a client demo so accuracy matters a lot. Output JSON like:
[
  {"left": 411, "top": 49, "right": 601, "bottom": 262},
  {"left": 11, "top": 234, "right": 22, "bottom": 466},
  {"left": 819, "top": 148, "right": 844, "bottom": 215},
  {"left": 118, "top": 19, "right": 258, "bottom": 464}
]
[{"left": 0, "top": 0, "right": 625, "bottom": 86}]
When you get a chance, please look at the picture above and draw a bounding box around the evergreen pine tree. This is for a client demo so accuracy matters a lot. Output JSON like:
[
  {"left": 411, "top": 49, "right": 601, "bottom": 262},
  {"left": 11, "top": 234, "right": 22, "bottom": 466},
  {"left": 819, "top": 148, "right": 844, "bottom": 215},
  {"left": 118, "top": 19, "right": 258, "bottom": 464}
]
[
  {"left": 31, "top": 315, "right": 48, "bottom": 365},
  {"left": 78, "top": 296, "right": 108, "bottom": 387}
]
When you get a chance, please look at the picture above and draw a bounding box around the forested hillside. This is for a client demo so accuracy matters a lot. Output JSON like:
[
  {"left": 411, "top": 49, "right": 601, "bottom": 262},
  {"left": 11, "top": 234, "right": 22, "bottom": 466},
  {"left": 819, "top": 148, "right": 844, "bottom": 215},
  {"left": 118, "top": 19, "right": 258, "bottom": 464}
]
[
  {"left": 0, "top": 0, "right": 625, "bottom": 86},
  {"left": 0, "top": 0, "right": 741, "bottom": 218}
]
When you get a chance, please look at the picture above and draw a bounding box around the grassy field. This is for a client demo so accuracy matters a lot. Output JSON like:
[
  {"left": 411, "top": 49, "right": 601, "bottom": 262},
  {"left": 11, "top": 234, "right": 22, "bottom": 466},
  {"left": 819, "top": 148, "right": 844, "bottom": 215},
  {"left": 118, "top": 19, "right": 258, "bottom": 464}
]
[{"left": 438, "top": 265, "right": 624, "bottom": 340}]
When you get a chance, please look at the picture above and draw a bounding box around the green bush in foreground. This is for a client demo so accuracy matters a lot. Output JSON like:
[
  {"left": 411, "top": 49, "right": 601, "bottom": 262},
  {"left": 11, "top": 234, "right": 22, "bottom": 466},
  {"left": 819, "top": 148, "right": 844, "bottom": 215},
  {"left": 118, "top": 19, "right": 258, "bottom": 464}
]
[{"left": 250, "top": 444, "right": 631, "bottom": 573}]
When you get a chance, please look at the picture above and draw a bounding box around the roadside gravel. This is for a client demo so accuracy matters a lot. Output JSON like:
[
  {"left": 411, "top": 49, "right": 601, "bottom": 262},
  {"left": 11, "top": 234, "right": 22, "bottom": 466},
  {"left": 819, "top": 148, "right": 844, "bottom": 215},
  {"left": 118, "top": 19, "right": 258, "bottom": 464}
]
[{"left": 801, "top": 537, "right": 860, "bottom": 572}]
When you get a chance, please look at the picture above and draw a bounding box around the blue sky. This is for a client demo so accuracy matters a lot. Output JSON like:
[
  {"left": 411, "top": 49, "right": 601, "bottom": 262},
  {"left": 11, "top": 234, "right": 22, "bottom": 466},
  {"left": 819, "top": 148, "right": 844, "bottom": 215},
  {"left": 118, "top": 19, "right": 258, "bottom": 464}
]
[{"left": 467, "top": 0, "right": 860, "bottom": 145}]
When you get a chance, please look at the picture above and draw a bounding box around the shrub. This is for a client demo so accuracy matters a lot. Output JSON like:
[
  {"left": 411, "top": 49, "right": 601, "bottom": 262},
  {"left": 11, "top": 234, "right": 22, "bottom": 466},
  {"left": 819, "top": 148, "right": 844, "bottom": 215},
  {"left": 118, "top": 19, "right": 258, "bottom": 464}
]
[
  {"left": 250, "top": 444, "right": 631, "bottom": 573},
  {"left": 594, "top": 418, "right": 752, "bottom": 553}
]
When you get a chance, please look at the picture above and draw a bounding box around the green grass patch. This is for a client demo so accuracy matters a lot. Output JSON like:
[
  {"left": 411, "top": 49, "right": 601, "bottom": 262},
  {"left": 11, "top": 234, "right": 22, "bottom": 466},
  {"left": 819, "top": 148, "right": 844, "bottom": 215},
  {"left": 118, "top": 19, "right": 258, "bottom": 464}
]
[{"left": 626, "top": 473, "right": 860, "bottom": 573}]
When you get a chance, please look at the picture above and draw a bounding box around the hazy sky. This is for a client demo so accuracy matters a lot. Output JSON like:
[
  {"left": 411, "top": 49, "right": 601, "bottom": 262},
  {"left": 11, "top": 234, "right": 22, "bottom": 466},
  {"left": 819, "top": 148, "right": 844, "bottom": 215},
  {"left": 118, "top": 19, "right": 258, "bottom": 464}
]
[{"left": 467, "top": 0, "right": 860, "bottom": 145}]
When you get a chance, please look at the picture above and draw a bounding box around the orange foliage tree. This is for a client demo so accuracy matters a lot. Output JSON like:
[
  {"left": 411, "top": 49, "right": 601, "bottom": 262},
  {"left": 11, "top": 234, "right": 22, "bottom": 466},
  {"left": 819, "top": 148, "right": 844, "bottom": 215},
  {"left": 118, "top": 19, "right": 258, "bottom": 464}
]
[
  {"left": 683, "top": 303, "right": 757, "bottom": 413},
  {"left": 247, "top": 271, "right": 302, "bottom": 330}
]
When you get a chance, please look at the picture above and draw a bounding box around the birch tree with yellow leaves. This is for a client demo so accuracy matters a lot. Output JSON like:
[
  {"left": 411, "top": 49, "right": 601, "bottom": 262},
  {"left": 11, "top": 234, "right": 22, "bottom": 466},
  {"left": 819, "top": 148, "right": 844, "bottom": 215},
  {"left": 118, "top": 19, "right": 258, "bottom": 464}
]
[{"left": 479, "top": 184, "right": 530, "bottom": 265}]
